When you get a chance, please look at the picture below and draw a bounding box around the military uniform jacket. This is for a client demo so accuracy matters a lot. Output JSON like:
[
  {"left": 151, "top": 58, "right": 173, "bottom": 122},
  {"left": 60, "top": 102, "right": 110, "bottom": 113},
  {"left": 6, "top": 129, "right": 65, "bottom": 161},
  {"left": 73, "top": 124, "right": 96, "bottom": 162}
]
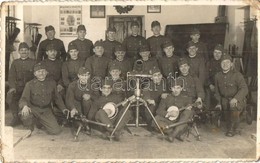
[
  {"left": 187, "top": 41, "right": 208, "bottom": 62},
  {"left": 41, "top": 59, "right": 62, "bottom": 85},
  {"left": 66, "top": 80, "right": 98, "bottom": 110},
  {"left": 108, "top": 59, "right": 133, "bottom": 80},
  {"left": 205, "top": 59, "right": 222, "bottom": 87},
  {"left": 141, "top": 58, "right": 159, "bottom": 74},
  {"left": 62, "top": 58, "right": 85, "bottom": 87},
  {"left": 156, "top": 93, "right": 192, "bottom": 117},
  {"left": 187, "top": 56, "right": 206, "bottom": 86},
  {"left": 8, "top": 58, "right": 35, "bottom": 93},
  {"left": 69, "top": 38, "right": 94, "bottom": 61},
  {"left": 214, "top": 70, "right": 248, "bottom": 102},
  {"left": 158, "top": 55, "right": 179, "bottom": 78},
  {"left": 19, "top": 78, "right": 67, "bottom": 111},
  {"left": 122, "top": 35, "right": 147, "bottom": 60},
  {"left": 102, "top": 40, "right": 121, "bottom": 60},
  {"left": 37, "top": 38, "right": 67, "bottom": 62},
  {"left": 179, "top": 74, "right": 205, "bottom": 101},
  {"left": 84, "top": 55, "right": 111, "bottom": 79},
  {"left": 147, "top": 35, "right": 168, "bottom": 58}
]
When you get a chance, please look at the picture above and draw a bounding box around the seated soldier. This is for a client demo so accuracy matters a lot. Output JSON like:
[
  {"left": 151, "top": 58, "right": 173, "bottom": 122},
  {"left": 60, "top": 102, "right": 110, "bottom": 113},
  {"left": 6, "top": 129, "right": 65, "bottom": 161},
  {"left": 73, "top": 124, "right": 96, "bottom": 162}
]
[
  {"left": 62, "top": 43, "right": 85, "bottom": 89},
  {"left": 214, "top": 54, "right": 248, "bottom": 137},
  {"left": 93, "top": 80, "right": 132, "bottom": 141},
  {"left": 7, "top": 42, "right": 36, "bottom": 126},
  {"left": 19, "top": 63, "right": 68, "bottom": 135},
  {"left": 154, "top": 78, "right": 194, "bottom": 142},
  {"left": 108, "top": 44, "right": 133, "bottom": 80}
]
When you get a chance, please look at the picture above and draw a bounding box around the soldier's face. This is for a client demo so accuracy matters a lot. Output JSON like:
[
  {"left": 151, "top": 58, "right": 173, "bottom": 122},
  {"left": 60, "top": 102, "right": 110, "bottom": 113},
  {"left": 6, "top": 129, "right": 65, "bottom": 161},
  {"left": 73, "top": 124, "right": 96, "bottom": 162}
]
[
  {"left": 77, "top": 30, "right": 86, "bottom": 39},
  {"left": 152, "top": 72, "right": 163, "bottom": 84},
  {"left": 190, "top": 34, "right": 200, "bottom": 43},
  {"left": 34, "top": 69, "right": 48, "bottom": 81},
  {"left": 107, "top": 31, "right": 116, "bottom": 41},
  {"left": 187, "top": 46, "right": 198, "bottom": 58},
  {"left": 131, "top": 26, "right": 139, "bottom": 35},
  {"left": 46, "top": 50, "right": 57, "bottom": 60},
  {"left": 78, "top": 73, "right": 90, "bottom": 84},
  {"left": 115, "top": 51, "right": 126, "bottom": 61},
  {"left": 151, "top": 26, "right": 161, "bottom": 35},
  {"left": 46, "top": 30, "right": 55, "bottom": 40},
  {"left": 140, "top": 51, "right": 150, "bottom": 61},
  {"left": 69, "top": 49, "right": 79, "bottom": 60},
  {"left": 94, "top": 46, "right": 104, "bottom": 57},
  {"left": 101, "top": 85, "right": 112, "bottom": 96},
  {"left": 221, "top": 59, "right": 232, "bottom": 72},
  {"left": 213, "top": 50, "right": 222, "bottom": 60},
  {"left": 110, "top": 69, "right": 121, "bottom": 80},
  {"left": 179, "top": 64, "right": 190, "bottom": 76},
  {"left": 171, "top": 85, "right": 182, "bottom": 96},
  {"left": 19, "top": 48, "right": 29, "bottom": 59},
  {"left": 163, "top": 46, "right": 174, "bottom": 57}
]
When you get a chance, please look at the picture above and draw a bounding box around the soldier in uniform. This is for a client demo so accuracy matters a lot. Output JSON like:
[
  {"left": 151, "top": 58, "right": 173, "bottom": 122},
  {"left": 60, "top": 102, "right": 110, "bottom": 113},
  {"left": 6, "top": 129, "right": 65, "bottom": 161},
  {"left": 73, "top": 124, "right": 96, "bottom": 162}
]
[
  {"left": 108, "top": 44, "right": 133, "bottom": 80},
  {"left": 122, "top": 21, "right": 147, "bottom": 61},
  {"left": 102, "top": 27, "right": 121, "bottom": 60},
  {"left": 37, "top": 25, "right": 67, "bottom": 62},
  {"left": 62, "top": 43, "right": 85, "bottom": 89},
  {"left": 214, "top": 54, "right": 248, "bottom": 137},
  {"left": 94, "top": 80, "right": 132, "bottom": 141},
  {"left": 19, "top": 63, "right": 68, "bottom": 135},
  {"left": 7, "top": 42, "right": 36, "bottom": 126},
  {"left": 158, "top": 40, "right": 179, "bottom": 79},
  {"left": 147, "top": 21, "right": 169, "bottom": 59},
  {"left": 154, "top": 78, "right": 194, "bottom": 142},
  {"left": 69, "top": 25, "right": 94, "bottom": 61}
]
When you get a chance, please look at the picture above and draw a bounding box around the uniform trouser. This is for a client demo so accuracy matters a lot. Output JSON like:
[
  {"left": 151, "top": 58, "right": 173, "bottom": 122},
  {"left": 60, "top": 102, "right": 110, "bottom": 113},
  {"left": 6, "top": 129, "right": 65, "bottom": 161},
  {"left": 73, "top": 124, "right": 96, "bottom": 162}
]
[
  {"left": 205, "top": 88, "right": 218, "bottom": 110},
  {"left": 95, "top": 106, "right": 133, "bottom": 133},
  {"left": 20, "top": 106, "right": 62, "bottom": 135},
  {"left": 139, "top": 104, "right": 156, "bottom": 125},
  {"left": 7, "top": 91, "right": 22, "bottom": 119},
  {"left": 221, "top": 97, "right": 245, "bottom": 131}
]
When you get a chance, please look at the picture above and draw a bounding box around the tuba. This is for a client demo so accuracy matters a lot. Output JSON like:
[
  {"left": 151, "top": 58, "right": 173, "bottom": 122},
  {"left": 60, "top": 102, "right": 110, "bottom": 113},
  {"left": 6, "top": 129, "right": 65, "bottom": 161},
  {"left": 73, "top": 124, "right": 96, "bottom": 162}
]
[{"left": 133, "top": 59, "right": 143, "bottom": 73}]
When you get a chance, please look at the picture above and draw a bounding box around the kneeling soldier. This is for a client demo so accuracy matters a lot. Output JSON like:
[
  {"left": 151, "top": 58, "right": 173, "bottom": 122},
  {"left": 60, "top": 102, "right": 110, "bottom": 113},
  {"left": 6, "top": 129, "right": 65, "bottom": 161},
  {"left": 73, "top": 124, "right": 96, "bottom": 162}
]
[{"left": 19, "top": 63, "right": 68, "bottom": 135}]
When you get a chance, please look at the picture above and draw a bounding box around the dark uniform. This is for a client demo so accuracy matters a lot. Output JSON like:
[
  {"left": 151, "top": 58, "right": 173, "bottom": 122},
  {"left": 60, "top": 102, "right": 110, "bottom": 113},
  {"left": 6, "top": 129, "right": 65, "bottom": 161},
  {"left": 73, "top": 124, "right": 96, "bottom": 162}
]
[
  {"left": 7, "top": 42, "right": 35, "bottom": 126},
  {"left": 188, "top": 40, "right": 208, "bottom": 62},
  {"left": 158, "top": 55, "right": 179, "bottom": 78},
  {"left": 187, "top": 56, "right": 206, "bottom": 86},
  {"left": 41, "top": 58, "right": 62, "bottom": 85},
  {"left": 122, "top": 35, "right": 146, "bottom": 60},
  {"left": 108, "top": 59, "right": 132, "bottom": 80},
  {"left": 69, "top": 39, "right": 94, "bottom": 61},
  {"left": 103, "top": 40, "right": 121, "bottom": 60},
  {"left": 37, "top": 26, "right": 66, "bottom": 62},
  {"left": 147, "top": 35, "right": 168, "bottom": 58},
  {"left": 19, "top": 63, "right": 67, "bottom": 135},
  {"left": 214, "top": 55, "right": 248, "bottom": 135}
]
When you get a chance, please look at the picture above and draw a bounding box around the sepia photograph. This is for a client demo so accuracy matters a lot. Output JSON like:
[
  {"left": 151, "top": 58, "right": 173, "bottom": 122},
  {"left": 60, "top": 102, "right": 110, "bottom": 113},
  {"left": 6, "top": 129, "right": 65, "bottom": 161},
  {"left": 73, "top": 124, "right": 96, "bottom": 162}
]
[{"left": 1, "top": 1, "right": 259, "bottom": 162}]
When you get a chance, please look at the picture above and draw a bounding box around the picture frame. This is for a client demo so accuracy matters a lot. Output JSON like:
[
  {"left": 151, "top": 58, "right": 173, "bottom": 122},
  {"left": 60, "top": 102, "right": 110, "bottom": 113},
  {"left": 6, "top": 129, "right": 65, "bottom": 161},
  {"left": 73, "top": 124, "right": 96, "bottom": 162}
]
[
  {"left": 147, "top": 5, "right": 161, "bottom": 13},
  {"left": 90, "top": 6, "right": 106, "bottom": 18}
]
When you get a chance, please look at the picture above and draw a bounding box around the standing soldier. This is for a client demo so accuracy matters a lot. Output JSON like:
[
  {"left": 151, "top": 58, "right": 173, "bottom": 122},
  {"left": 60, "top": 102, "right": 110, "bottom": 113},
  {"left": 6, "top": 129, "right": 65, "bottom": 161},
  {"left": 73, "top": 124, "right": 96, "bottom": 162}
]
[
  {"left": 102, "top": 27, "right": 121, "bottom": 60},
  {"left": 147, "top": 21, "right": 168, "bottom": 59},
  {"left": 19, "top": 63, "right": 68, "bottom": 135},
  {"left": 7, "top": 42, "right": 36, "bottom": 126},
  {"left": 69, "top": 25, "right": 94, "bottom": 61},
  {"left": 122, "top": 21, "right": 146, "bottom": 61},
  {"left": 37, "top": 25, "right": 67, "bottom": 62},
  {"left": 214, "top": 54, "right": 248, "bottom": 137}
]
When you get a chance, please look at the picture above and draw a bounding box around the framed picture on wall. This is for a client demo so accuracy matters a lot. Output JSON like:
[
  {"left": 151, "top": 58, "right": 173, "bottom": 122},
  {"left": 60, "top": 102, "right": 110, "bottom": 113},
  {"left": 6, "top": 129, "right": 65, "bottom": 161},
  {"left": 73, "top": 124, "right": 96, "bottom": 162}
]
[
  {"left": 147, "top": 5, "right": 161, "bottom": 13},
  {"left": 59, "top": 6, "right": 82, "bottom": 37},
  {"left": 90, "top": 6, "right": 106, "bottom": 18}
]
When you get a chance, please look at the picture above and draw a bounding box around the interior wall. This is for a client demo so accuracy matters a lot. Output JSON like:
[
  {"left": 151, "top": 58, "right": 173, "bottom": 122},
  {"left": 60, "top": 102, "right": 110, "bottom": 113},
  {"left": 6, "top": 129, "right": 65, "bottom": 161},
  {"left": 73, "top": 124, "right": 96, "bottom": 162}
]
[{"left": 23, "top": 5, "right": 218, "bottom": 50}]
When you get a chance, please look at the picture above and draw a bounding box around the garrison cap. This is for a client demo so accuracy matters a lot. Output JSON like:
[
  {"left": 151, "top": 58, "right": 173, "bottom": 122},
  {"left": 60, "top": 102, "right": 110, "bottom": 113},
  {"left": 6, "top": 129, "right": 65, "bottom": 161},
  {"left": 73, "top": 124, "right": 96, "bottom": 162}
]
[
  {"left": 34, "top": 63, "right": 46, "bottom": 72},
  {"left": 94, "top": 40, "right": 104, "bottom": 47},
  {"left": 178, "top": 57, "right": 190, "bottom": 67},
  {"left": 162, "top": 40, "right": 173, "bottom": 49},
  {"left": 77, "top": 25, "right": 86, "bottom": 32},
  {"left": 186, "top": 41, "right": 197, "bottom": 49},
  {"left": 172, "top": 77, "right": 184, "bottom": 87},
  {"left": 68, "top": 42, "right": 78, "bottom": 51},
  {"left": 107, "top": 27, "right": 116, "bottom": 32},
  {"left": 78, "top": 67, "right": 91, "bottom": 75},
  {"left": 190, "top": 28, "right": 200, "bottom": 35},
  {"left": 18, "top": 42, "right": 29, "bottom": 50},
  {"left": 131, "top": 21, "right": 139, "bottom": 27},
  {"left": 150, "top": 66, "right": 161, "bottom": 74},
  {"left": 102, "top": 78, "right": 113, "bottom": 87},
  {"left": 151, "top": 21, "right": 160, "bottom": 28},
  {"left": 139, "top": 44, "right": 150, "bottom": 52},
  {"left": 214, "top": 44, "right": 224, "bottom": 53},
  {"left": 109, "top": 63, "right": 120, "bottom": 72},
  {"left": 46, "top": 44, "right": 57, "bottom": 51},
  {"left": 45, "top": 25, "right": 55, "bottom": 32},
  {"left": 221, "top": 54, "right": 232, "bottom": 62},
  {"left": 115, "top": 44, "right": 126, "bottom": 52}
]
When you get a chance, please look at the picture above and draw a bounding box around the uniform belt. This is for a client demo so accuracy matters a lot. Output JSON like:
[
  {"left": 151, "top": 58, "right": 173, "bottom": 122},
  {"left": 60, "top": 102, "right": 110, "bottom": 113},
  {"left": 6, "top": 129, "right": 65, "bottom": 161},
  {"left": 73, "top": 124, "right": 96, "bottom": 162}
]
[{"left": 32, "top": 103, "right": 51, "bottom": 109}]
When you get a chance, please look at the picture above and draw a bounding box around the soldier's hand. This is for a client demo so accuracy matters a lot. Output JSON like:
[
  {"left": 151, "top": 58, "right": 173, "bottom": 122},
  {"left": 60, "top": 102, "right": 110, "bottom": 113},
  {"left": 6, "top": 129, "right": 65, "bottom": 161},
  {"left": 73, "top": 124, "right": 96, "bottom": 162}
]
[
  {"left": 57, "top": 84, "right": 64, "bottom": 92},
  {"left": 215, "top": 104, "right": 222, "bottom": 111},
  {"left": 147, "top": 99, "right": 155, "bottom": 105},
  {"left": 7, "top": 88, "right": 16, "bottom": 94},
  {"left": 230, "top": 98, "right": 238, "bottom": 108},
  {"left": 83, "top": 94, "right": 91, "bottom": 101},
  {"left": 195, "top": 97, "right": 203, "bottom": 109},
  {"left": 70, "top": 108, "right": 78, "bottom": 117},
  {"left": 161, "top": 93, "right": 168, "bottom": 99},
  {"left": 209, "top": 84, "right": 215, "bottom": 92},
  {"left": 21, "top": 105, "right": 31, "bottom": 117}
]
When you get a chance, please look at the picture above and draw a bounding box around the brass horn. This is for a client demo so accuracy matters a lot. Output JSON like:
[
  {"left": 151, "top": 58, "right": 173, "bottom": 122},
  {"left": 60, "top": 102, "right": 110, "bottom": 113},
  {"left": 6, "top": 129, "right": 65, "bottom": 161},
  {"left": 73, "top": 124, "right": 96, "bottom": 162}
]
[{"left": 133, "top": 59, "right": 143, "bottom": 73}]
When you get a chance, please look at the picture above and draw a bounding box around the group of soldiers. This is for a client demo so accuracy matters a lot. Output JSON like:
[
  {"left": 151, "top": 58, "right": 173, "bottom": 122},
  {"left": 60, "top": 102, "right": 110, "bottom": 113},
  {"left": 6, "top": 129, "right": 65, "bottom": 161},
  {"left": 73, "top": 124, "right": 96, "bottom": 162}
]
[{"left": 6, "top": 20, "right": 248, "bottom": 142}]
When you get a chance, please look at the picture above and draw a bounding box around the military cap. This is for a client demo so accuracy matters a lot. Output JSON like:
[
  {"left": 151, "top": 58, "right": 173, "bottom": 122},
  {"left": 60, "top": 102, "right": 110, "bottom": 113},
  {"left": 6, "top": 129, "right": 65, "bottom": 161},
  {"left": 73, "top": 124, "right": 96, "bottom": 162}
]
[
  {"left": 78, "top": 67, "right": 91, "bottom": 75},
  {"left": 186, "top": 41, "right": 197, "bottom": 49},
  {"left": 139, "top": 44, "right": 150, "bottom": 52},
  {"left": 221, "top": 54, "right": 232, "bottom": 62},
  {"left": 172, "top": 77, "right": 184, "bottom": 87},
  {"left": 115, "top": 44, "right": 126, "bottom": 52},
  {"left": 214, "top": 44, "right": 224, "bottom": 52},
  {"left": 18, "top": 42, "right": 29, "bottom": 50},
  {"left": 46, "top": 43, "right": 57, "bottom": 51},
  {"left": 190, "top": 28, "right": 200, "bottom": 35},
  {"left": 151, "top": 21, "right": 160, "bottom": 28},
  {"left": 131, "top": 21, "right": 139, "bottom": 27},
  {"left": 178, "top": 57, "right": 190, "bottom": 67},
  {"left": 109, "top": 63, "right": 120, "bottom": 72},
  {"left": 107, "top": 27, "right": 116, "bottom": 32},
  {"left": 102, "top": 78, "right": 113, "bottom": 87},
  {"left": 68, "top": 42, "right": 78, "bottom": 51},
  {"left": 34, "top": 63, "right": 46, "bottom": 72},
  {"left": 162, "top": 40, "right": 173, "bottom": 49},
  {"left": 150, "top": 66, "right": 161, "bottom": 74},
  {"left": 77, "top": 25, "right": 86, "bottom": 32},
  {"left": 94, "top": 40, "right": 104, "bottom": 47},
  {"left": 45, "top": 25, "right": 55, "bottom": 33}
]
